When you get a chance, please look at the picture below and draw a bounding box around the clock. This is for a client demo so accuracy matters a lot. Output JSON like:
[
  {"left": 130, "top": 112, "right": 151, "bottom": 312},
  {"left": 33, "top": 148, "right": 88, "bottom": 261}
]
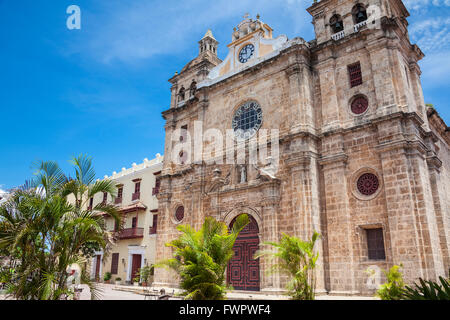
[
  {"left": 238, "top": 44, "right": 255, "bottom": 63},
  {"left": 232, "top": 101, "right": 263, "bottom": 140}
]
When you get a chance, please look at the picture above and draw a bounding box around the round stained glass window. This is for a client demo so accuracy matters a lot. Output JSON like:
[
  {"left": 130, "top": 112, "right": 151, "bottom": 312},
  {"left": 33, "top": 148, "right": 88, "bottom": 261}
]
[
  {"left": 351, "top": 96, "right": 369, "bottom": 115},
  {"left": 175, "top": 206, "right": 185, "bottom": 222},
  {"left": 357, "top": 173, "right": 380, "bottom": 196},
  {"left": 232, "top": 101, "right": 263, "bottom": 140}
]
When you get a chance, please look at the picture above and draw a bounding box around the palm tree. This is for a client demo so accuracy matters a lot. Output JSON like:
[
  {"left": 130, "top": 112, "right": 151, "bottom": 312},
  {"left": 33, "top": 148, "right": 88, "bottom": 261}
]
[
  {"left": 158, "top": 214, "right": 249, "bottom": 300},
  {"left": 0, "top": 155, "right": 120, "bottom": 300},
  {"left": 255, "top": 231, "right": 320, "bottom": 300}
]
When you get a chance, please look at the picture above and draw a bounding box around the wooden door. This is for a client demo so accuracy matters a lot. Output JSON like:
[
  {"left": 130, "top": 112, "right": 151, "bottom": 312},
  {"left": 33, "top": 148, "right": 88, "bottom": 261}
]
[
  {"left": 131, "top": 254, "right": 142, "bottom": 282},
  {"left": 95, "top": 255, "right": 101, "bottom": 281},
  {"left": 227, "top": 215, "right": 260, "bottom": 291}
]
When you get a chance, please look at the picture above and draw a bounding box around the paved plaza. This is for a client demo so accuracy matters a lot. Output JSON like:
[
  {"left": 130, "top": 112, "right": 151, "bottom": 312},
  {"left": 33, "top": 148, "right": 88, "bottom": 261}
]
[{"left": 1, "top": 284, "right": 377, "bottom": 300}]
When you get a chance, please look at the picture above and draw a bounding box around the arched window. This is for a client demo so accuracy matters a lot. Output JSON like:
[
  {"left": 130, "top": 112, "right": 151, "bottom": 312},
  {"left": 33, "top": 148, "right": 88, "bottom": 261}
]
[
  {"left": 352, "top": 4, "right": 368, "bottom": 24},
  {"left": 178, "top": 87, "right": 185, "bottom": 102},
  {"left": 330, "top": 14, "right": 344, "bottom": 34},
  {"left": 189, "top": 81, "right": 197, "bottom": 98}
]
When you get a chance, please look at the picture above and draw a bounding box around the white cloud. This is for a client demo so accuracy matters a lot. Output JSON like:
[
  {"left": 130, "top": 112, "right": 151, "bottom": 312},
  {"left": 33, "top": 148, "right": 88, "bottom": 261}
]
[
  {"left": 404, "top": 0, "right": 450, "bottom": 11},
  {"left": 409, "top": 17, "right": 450, "bottom": 52},
  {"left": 68, "top": 0, "right": 311, "bottom": 64},
  {"left": 420, "top": 50, "right": 450, "bottom": 87}
]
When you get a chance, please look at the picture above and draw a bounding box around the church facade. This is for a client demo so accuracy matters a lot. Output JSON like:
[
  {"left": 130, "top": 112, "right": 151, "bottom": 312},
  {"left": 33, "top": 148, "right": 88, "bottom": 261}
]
[{"left": 154, "top": 0, "right": 450, "bottom": 295}]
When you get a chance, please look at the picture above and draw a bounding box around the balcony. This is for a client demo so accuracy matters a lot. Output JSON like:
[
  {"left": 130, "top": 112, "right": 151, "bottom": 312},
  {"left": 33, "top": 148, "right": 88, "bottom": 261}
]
[
  {"left": 119, "top": 228, "right": 144, "bottom": 240},
  {"left": 152, "top": 187, "right": 160, "bottom": 196},
  {"left": 331, "top": 30, "right": 345, "bottom": 41},
  {"left": 354, "top": 20, "right": 367, "bottom": 32},
  {"left": 115, "top": 197, "right": 123, "bottom": 205},
  {"left": 132, "top": 192, "right": 140, "bottom": 201}
]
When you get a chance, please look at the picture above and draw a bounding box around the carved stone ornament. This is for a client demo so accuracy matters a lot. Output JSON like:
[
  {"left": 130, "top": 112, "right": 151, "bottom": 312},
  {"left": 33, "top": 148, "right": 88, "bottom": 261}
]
[
  {"left": 254, "top": 157, "right": 278, "bottom": 181},
  {"left": 206, "top": 168, "right": 231, "bottom": 194}
]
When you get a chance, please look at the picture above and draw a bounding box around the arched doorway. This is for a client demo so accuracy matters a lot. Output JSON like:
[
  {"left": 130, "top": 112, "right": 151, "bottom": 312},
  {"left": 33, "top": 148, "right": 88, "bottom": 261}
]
[{"left": 227, "top": 215, "right": 260, "bottom": 291}]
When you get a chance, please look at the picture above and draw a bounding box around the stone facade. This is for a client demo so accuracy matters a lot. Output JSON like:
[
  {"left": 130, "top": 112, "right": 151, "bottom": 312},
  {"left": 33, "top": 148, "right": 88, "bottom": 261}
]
[{"left": 154, "top": 0, "right": 450, "bottom": 295}]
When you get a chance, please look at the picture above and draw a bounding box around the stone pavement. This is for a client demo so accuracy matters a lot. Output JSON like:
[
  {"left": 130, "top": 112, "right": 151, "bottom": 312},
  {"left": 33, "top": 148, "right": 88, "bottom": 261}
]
[
  {"left": 97, "top": 284, "right": 378, "bottom": 300},
  {"left": 1, "top": 284, "right": 378, "bottom": 300}
]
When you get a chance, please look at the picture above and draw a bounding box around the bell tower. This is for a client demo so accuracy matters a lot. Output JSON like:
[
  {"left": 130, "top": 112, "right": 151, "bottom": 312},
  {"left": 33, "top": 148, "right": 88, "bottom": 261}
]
[{"left": 199, "top": 29, "right": 218, "bottom": 56}]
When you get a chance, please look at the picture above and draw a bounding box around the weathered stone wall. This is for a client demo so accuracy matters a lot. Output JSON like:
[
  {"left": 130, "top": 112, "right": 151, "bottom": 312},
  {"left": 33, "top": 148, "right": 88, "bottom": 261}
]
[{"left": 154, "top": 0, "right": 449, "bottom": 295}]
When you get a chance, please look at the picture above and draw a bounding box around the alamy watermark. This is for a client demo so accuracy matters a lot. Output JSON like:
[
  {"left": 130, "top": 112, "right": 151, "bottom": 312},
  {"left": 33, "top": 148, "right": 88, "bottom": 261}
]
[
  {"left": 66, "top": 5, "right": 81, "bottom": 30},
  {"left": 171, "top": 121, "right": 280, "bottom": 177}
]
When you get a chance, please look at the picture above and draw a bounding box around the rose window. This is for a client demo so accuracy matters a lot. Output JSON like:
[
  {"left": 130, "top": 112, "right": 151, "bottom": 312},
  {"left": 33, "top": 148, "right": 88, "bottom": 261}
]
[
  {"left": 175, "top": 206, "right": 185, "bottom": 222},
  {"left": 357, "top": 173, "right": 380, "bottom": 196},
  {"left": 351, "top": 96, "right": 369, "bottom": 115}
]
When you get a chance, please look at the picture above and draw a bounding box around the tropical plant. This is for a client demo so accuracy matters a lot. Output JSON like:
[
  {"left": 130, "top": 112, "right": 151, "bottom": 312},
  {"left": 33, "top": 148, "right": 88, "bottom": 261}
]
[
  {"left": 376, "top": 265, "right": 405, "bottom": 300},
  {"left": 157, "top": 214, "right": 249, "bottom": 300},
  {"left": 0, "top": 155, "right": 120, "bottom": 300},
  {"left": 255, "top": 231, "right": 320, "bottom": 300},
  {"left": 138, "top": 265, "right": 154, "bottom": 286},
  {"left": 402, "top": 275, "right": 450, "bottom": 300}
]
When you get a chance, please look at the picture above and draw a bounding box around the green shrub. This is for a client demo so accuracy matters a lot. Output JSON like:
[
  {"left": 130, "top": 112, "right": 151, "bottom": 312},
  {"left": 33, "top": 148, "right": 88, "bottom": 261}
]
[
  {"left": 376, "top": 265, "right": 405, "bottom": 300},
  {"left": 138, "top": 265, "right": 153, "bottom": 284},
  {"left": 402, "top": 276, "right": 450, "bottom": 300},
  {"left": 103, "top": 272, "right": 112, "bottom": 282}
]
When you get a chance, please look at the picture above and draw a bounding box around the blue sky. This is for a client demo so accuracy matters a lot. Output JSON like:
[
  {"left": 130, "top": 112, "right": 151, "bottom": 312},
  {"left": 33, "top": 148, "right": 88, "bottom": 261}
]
[{"left": 0, "top": 0, "right": 449, "bottom": 190}]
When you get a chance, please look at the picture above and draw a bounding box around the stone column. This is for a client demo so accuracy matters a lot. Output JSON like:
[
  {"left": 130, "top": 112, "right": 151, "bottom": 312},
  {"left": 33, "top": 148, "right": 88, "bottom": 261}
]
[
  {"left": 316, "top": 58, "right": 341, "bottom": 132},
  {"left": 285, "top": 149, "right": 326, "bottom": 293},
  {"left": 376, "top": 118, "right": 445, "bottom": 282},
  {"left": 153, "top": 188, "right": 179, "bottom": 288},
  {"left": 260, "top": 180, "right": 282, "bottom": 293},
  {"left": 427, "top": 156, "right": 450, "bottom": 275},
  {"left": 366, "top": 41, "right": 403, "bottom": 116},
  {"left": 319, "top": 152, "right": 359, "bottom": 295},
  {"left": 286, "top": 49, "right": 315, "bottom": 135}
]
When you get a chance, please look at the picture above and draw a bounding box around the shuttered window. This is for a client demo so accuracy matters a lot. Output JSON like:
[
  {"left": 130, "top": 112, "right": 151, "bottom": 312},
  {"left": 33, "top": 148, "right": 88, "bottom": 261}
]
[
  {"left": 111, "top": 253, "right": 119, "bottom": 275},
  {"left": 367, "top": 228, "right": 386, "bottom": 260},
  {"left": 150, "top": 215, "right": 158, "bottom": 235},
  {"left": 135, "top": 182, "right": 141, "bottom": 193},
  {"left": 153, "top": 179, "right": 161, "bottom": 195},
  {"left": 348, "top": 62, "right": 363, "bottom": 88}
]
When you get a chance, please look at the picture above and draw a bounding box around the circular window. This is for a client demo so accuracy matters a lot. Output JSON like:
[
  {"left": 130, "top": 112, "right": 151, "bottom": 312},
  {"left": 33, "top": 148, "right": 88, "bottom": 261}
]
[
  {"left": 175, "top": 206, "right": 185, "bottom": 222},
  {"left": 357, "top": 173, "right": 380, "bottom": 196},
  {"left": 232, "top": 101, "right": 263, "bottom": 140},
  {"left": 351, "top": 96, "right": 369, "bottom": 115}
]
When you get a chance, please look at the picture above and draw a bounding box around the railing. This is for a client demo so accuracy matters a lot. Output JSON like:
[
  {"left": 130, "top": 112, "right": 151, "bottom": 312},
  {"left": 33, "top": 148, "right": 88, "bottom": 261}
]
[
  {"left": 149, "top": 226, "right": 157, "bottom": 235},
  {"left": 152, "top": 187, "right": 160, "bottom": 196},
  {"left": 354, "top": 20, "right": 368, "bottom": 32},
  {"left": 115, "top": 197, "right": 123, "bottom": 205},
  {"left": 132, "top": 192, "right": 140, "bottom": 201},
  {"left": 331, "top": 30, "right": 345, "bottom": 41},
  {"left": 119, "top": 228, "right": 144, "bottom": 240}
]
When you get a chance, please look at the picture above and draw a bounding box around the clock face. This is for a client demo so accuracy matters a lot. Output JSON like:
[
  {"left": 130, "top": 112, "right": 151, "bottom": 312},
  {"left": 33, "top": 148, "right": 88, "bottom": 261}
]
[
  {"left": 238, "top": 44, "right": 255, "bottom": 63},
  {"left": 232, "top": 101, "right": 263, "bottom": 140}
]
